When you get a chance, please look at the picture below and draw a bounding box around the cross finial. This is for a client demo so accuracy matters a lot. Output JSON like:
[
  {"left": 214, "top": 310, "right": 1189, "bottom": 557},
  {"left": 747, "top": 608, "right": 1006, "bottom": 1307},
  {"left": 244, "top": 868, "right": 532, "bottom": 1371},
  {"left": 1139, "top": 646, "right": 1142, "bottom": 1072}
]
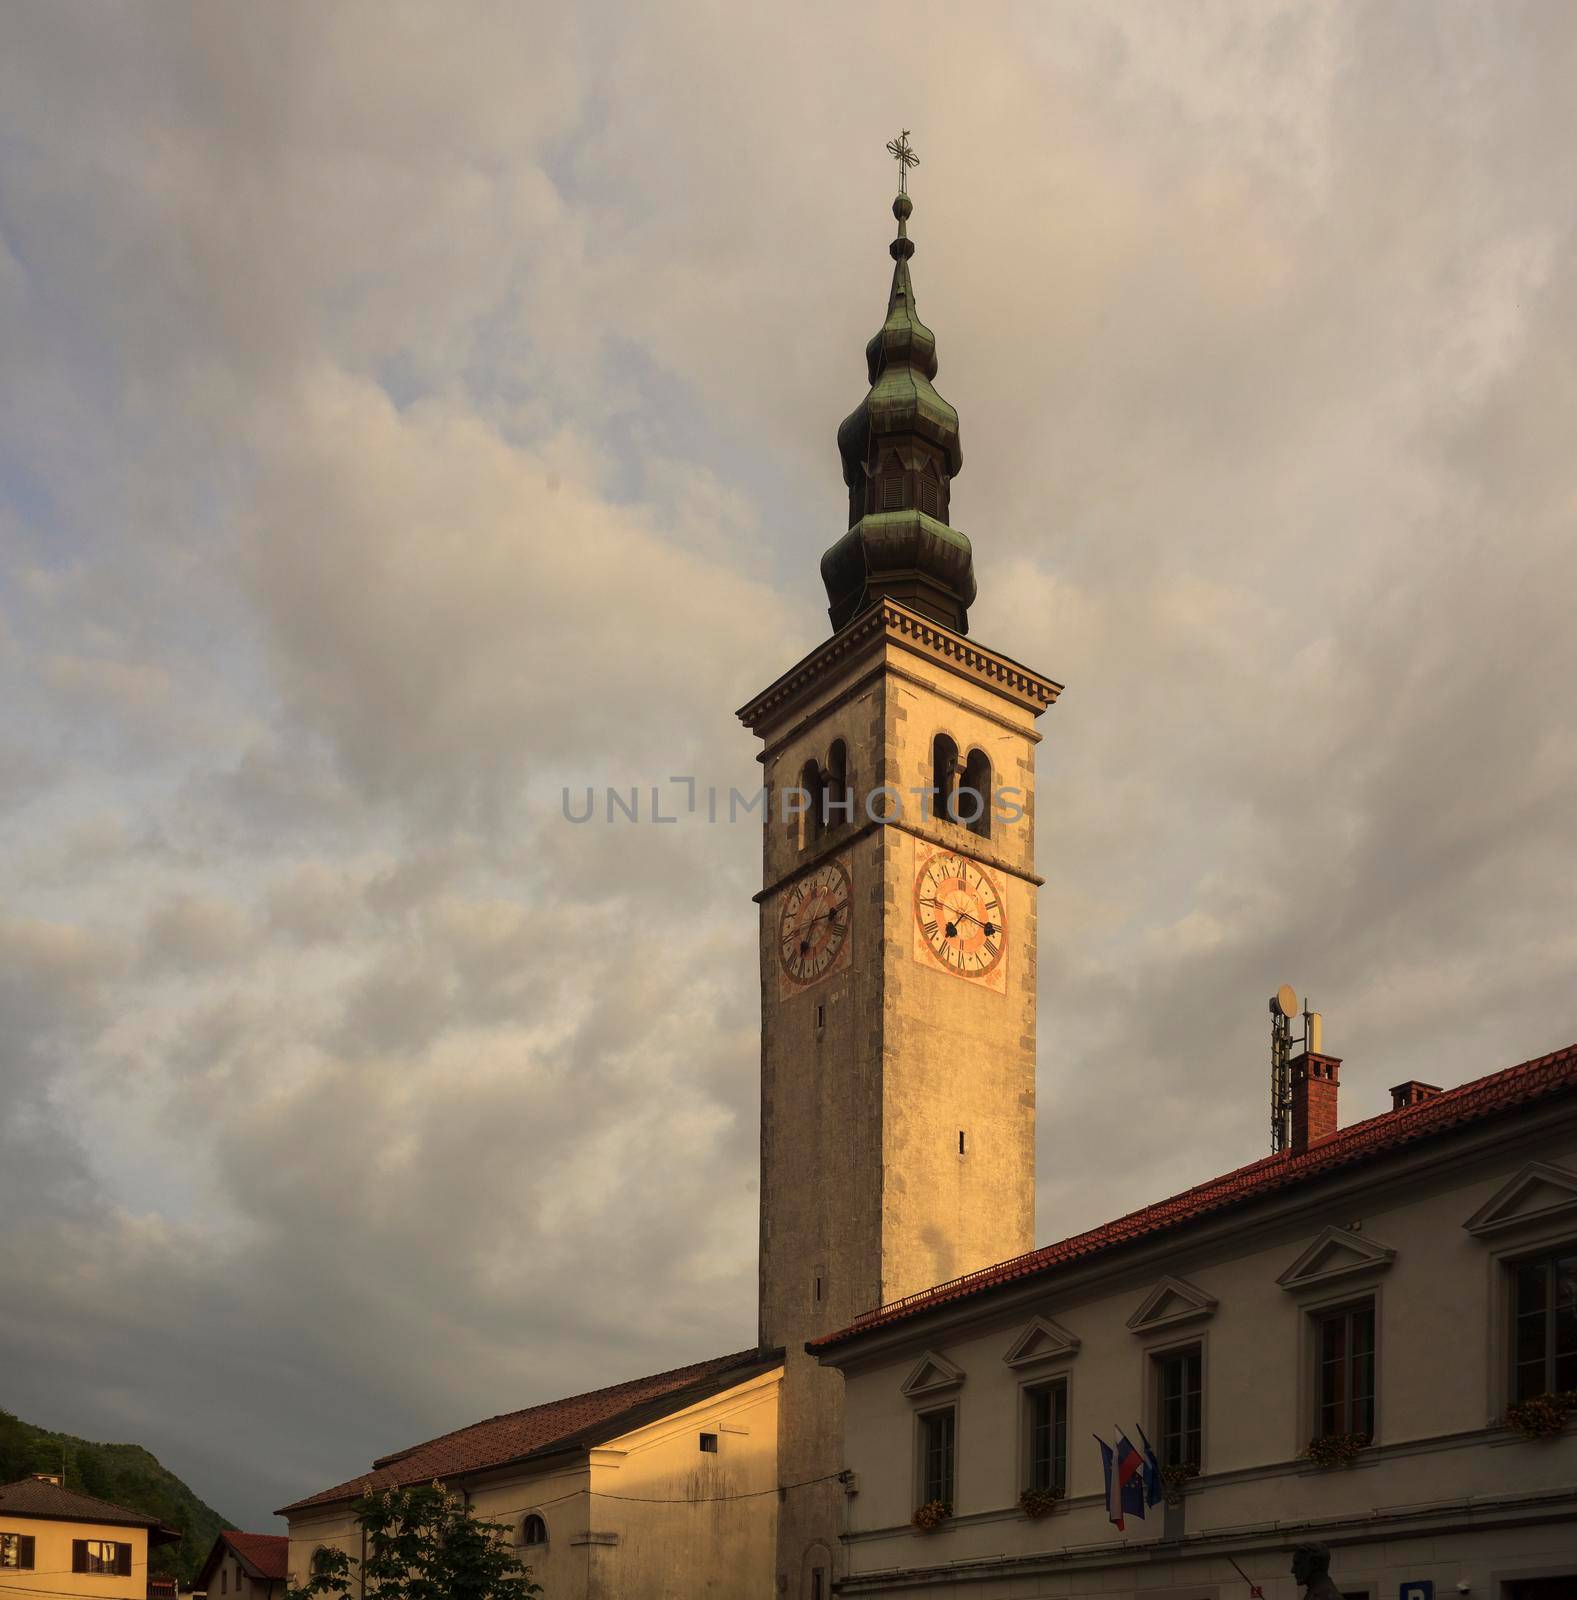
[{"left": 886, "top": 130, "right": 919, "bottom": 194}]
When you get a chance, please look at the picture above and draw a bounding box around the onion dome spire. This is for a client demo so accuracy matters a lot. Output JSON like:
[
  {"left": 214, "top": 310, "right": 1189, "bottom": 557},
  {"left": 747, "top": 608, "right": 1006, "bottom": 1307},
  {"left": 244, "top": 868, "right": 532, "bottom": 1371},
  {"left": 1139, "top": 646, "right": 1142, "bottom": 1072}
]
[{"left": 822, "top": 134, "right": 975, "bottom": 635}]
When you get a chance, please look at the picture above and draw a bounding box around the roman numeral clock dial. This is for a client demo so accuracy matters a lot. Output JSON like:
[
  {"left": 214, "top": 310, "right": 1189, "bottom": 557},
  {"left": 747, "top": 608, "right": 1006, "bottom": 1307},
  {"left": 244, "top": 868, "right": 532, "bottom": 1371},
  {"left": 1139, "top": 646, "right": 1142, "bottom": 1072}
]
[
  {"left": 913, "top": 847, "right": 1007, "bottom": 988},
  {"left": 778, "top": 860, "right": 852, "bottom": 990}
]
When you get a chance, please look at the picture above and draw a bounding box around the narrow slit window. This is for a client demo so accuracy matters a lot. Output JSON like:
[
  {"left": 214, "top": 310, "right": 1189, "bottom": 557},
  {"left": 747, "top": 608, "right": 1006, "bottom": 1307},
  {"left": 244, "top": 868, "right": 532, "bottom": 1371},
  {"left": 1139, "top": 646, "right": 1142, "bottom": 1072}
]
[{"left": 958, "top": 1130, "right": 966, "bottom": 1156}]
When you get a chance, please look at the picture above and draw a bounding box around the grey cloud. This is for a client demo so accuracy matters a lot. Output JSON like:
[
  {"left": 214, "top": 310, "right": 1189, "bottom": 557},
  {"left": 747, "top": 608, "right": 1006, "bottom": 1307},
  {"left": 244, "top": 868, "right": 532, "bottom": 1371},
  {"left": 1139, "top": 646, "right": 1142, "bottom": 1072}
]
[
  {"left": 142, "top": 895, "right": 255, "bottom": 973},
  {"left": 2, "top": 0, "right": 1576, "bottom": 1537}
]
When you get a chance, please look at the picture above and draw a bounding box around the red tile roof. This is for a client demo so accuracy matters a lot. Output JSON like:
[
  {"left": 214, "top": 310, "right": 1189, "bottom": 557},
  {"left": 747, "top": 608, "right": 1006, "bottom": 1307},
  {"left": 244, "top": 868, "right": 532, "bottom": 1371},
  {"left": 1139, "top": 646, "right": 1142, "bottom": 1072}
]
[
  {"left": 811, "top": 1039, "right": 1577, "bottom": 1352},
  {"left": 196, "top": 1532, "right": 290, "bottom": 1590},
  {"left": 278, "top": 1346, "right": 781, "bottom": 1516},
  {"left": 225, "top": 1532, "right": 289, "bottom": 1581}
]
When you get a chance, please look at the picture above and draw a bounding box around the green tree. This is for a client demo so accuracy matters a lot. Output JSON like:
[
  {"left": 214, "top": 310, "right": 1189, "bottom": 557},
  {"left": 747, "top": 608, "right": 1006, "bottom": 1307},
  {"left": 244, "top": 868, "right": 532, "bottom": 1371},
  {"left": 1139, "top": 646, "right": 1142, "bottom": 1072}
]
[{"left": 289, "top": 1484, "right": 542, "bottom": 1600}]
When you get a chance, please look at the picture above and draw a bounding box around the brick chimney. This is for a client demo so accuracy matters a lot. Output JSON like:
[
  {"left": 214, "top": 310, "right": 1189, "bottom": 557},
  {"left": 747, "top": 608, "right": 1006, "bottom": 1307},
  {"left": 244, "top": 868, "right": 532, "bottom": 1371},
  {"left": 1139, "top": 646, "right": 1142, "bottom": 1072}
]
[
  {"left": 1291, "top": 1052, "right": 1341, "bottom": 1151},
  {"left": 1390, "top": 1079, "right": 1442, "bottom": 1111}
]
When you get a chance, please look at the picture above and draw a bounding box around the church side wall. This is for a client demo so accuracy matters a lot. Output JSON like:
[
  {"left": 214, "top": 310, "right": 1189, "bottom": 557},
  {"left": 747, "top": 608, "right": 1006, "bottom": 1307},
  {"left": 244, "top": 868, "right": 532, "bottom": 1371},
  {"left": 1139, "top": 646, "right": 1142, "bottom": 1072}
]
[
  {"left": 286, "top": 1463, "right": 590, "bottom": 1600},
  {"left": 590, "top": 1368, "right": 780, "bottom": 1600}
]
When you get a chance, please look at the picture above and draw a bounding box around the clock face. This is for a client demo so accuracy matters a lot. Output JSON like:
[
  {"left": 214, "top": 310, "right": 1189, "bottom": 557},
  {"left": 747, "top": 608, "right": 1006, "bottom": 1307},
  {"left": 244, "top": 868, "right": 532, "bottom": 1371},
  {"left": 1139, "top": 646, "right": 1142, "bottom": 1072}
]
[
  {"left": 913, "top": 848, "right": 1007, "bottom": 983},
  {"left": 778, "top": 860, "right": 852, "bottom": 988}
]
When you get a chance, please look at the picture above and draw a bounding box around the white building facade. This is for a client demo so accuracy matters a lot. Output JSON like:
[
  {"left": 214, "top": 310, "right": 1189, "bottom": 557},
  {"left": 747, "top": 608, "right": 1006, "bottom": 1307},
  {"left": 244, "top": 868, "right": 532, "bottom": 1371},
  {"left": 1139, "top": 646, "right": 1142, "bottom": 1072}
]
[{"left": 813, "top": 1043, "right": 1577, "bottom": 1600}]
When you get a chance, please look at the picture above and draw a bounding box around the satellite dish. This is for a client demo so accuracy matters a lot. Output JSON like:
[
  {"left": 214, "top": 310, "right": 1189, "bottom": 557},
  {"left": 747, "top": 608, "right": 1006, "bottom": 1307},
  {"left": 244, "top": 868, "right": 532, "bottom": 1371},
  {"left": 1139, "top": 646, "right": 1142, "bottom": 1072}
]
[{"left": 1272, "top": 984, "right": 1298, "bottom": 1019}]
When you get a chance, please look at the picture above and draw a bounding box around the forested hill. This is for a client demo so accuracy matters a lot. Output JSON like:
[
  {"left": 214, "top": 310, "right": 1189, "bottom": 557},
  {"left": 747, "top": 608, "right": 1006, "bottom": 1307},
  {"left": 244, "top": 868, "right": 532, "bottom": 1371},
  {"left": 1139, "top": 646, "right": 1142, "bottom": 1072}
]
[{"left": 0, "top": 1409, "right": 232, "bottom": 1585}]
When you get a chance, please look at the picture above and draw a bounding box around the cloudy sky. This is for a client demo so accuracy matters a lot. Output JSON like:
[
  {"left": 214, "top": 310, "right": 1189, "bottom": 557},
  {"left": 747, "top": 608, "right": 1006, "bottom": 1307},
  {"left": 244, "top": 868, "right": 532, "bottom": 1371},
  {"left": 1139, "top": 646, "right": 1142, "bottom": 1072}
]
[{"left": 2, "top": 0, "right": 1575, "bottom": 1532}]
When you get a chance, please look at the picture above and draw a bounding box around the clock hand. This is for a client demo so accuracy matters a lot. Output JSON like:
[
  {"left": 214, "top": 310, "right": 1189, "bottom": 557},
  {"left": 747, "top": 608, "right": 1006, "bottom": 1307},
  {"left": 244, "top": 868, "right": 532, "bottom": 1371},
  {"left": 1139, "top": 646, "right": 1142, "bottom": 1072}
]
[
  {"left": 920, "top": 896, "right": 997, "bottom": 938},
  {"left": 794, "top": 903, "right": 846, "bottom": 955}
]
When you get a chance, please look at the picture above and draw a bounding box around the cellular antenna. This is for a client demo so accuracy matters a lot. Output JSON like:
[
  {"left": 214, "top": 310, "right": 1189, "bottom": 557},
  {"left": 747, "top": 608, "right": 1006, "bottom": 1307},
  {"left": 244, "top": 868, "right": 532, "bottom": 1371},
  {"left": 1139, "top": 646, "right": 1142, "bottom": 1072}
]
[{"left": 1269, "top": 985, "right": 1298, "bottom": 1153}]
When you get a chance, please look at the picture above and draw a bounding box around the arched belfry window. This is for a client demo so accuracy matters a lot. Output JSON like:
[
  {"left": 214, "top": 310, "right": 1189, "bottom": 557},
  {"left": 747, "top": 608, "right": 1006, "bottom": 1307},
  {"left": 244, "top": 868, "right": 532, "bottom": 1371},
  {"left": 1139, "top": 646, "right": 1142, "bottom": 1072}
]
[
  {"left": 826, "top": 739, "right": 849, "bottom": 827},
  {"left": 961, "top": 748, "right": 992, "bottom": 839},
  {"left": 522, "top": 1514, "right": 547, "bottom": 1547},
  {"left": 931, "top": 734, "right": 958, "bottom": 823},
  {"left": 799, "top": 757, "right": 824, "bottom": 848}
]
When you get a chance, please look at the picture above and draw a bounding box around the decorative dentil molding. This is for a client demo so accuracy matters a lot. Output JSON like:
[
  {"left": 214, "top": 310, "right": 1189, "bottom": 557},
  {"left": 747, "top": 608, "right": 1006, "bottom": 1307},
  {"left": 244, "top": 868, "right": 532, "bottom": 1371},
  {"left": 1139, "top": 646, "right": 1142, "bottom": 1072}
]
[
  {"left": 1002, "top": 1315, "right": 1081, "bottom": 1370},
  {"left": 900, "top": 1350, "right": 966, "bottom": 1400},
  {"left": 737, "top": 599, "right": 1062, "bottom": 733},
  {"left": 1276, "top": 1225, "right": 1397, "bottom": 1293},
  {"left": 1464, "top": 1160, "right": 1577, "bottom": 1239},
  {"left": 1126, "top": 1275, "right": 1218, "bottom": 1335}
]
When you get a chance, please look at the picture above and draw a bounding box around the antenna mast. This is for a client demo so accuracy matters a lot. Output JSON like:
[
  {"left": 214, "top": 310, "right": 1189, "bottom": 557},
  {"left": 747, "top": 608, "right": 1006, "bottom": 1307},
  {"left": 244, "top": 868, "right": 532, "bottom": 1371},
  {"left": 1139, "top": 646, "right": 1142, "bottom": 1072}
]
[{"left": 1269, "top": 985, "right": 1298, "bottom": 1153}]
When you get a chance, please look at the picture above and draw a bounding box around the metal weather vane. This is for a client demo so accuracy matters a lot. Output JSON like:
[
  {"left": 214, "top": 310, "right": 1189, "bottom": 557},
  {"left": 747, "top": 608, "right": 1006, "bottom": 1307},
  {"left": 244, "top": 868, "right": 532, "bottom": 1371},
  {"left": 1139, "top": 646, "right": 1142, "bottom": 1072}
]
[{"left": 886, "top": 130, "right": 919, "bottom": 193}]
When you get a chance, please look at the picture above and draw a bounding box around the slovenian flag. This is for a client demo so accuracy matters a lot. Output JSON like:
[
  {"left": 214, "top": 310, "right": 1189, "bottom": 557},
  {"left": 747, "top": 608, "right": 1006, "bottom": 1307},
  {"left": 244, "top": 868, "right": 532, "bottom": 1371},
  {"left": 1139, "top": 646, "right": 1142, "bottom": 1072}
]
[
  {"left": 1094, "top": 1435, "right": 1125, "bottom": 1530},
  {"left": 1113, "top": 1430, "right": 1148, "bottom": 1521}
]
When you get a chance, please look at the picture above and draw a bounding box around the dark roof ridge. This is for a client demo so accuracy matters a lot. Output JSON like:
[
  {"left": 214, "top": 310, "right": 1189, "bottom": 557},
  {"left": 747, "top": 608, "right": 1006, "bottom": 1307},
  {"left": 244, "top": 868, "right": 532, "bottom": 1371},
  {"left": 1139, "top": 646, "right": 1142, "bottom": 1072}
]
[
  {"left": 280, "top": 1345, "right": 783, "bottom": 1517},
  {"left": 370, "top": 1345, "right": 768, "bottom": 1468},
  {"left": 0, "top": 1477, "right": 178, "bottom": 1537}
]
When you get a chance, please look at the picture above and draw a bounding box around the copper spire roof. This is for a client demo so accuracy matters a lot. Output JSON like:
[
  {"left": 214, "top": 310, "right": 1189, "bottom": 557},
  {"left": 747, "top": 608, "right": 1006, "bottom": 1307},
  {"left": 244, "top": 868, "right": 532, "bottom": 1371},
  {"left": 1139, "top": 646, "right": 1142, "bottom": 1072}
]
[{"left": 822, "top": 175, "right": 976, "bottom": 636}]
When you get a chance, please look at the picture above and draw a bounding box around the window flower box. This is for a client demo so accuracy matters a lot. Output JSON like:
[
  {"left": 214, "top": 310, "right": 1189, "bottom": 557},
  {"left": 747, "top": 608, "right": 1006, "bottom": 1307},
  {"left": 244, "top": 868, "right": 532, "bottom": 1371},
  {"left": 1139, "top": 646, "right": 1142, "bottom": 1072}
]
[
  {"left": 1505, "top": 1391, "right": 1577, "bottom": 1440},
  {"left": 1017, "top": 1486, "right": 1063, "bottom": 1519},
  {"left": 1304, "top": 1431, "right": 1371, "bottom": 1469},
  {"left": 910, "top": 1499, "right": 951, "bottom": 1533}
]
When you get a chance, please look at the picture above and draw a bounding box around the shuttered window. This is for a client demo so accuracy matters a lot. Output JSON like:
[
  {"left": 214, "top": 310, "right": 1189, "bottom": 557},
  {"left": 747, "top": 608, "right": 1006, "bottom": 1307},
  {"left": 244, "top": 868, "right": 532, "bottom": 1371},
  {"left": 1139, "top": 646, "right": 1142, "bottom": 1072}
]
[
  {"left": 1, "top": 1534, "right": 37, "bottom": 1570},
  {"left": 73, "top": 1540, "right": 132, "bottom": 1576}
]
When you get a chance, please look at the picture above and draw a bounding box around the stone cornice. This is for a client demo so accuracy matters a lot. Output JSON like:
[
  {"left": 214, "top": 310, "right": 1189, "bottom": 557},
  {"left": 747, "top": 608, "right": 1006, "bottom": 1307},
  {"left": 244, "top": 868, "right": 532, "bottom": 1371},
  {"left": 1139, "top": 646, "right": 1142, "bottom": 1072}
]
[
  {"left": 835, "top": 1475, "right": 1577, "bottom": 1590},
  {"left": 737, "top": 600, "right": 1061, "bottom": 736}
]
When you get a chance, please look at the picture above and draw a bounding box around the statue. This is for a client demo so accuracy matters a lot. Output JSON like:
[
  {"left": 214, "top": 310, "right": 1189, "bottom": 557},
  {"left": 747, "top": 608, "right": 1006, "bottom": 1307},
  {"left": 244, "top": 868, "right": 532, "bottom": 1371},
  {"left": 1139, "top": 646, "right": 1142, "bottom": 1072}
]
[{"left": 1290, "top": 1542, "right": 1343, "bottom": 1600}]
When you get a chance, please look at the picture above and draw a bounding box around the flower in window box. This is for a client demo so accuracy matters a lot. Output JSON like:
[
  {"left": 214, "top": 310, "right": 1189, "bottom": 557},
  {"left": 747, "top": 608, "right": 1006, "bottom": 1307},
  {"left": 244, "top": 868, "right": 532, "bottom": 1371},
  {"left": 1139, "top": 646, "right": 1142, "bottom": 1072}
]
[
  {"left": 1504, "top": 1391, "right": 1577, "bottom": 1440},
  {"left": 910, "top": 1499, "right": 951, "bottom": 1533},
  {"left": 1160, "top": 1462, "right": 1199, "bottom": 1505},
  {"left": 1303, "top": 1431, "right": 1371, "bottom": 1469},
  {"left": 1017, "top": 1486, "right": 1063, "bottom": 1519}
]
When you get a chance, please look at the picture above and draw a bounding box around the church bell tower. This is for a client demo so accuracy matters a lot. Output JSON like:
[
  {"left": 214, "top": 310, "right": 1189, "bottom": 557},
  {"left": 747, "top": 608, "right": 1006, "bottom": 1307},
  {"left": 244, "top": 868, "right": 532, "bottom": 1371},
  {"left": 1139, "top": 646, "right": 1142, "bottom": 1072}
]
[{"left": 737, "top": 139, "right": 1061, "bottom": 1598}]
